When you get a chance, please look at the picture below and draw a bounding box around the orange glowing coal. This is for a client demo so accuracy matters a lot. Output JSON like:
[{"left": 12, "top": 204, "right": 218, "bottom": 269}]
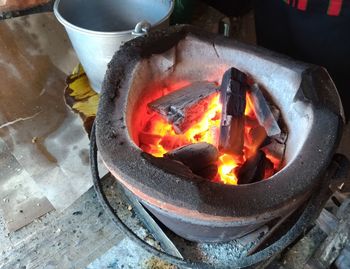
[{"left": 138, "top": 89, "right": 280, "bottom": 185}]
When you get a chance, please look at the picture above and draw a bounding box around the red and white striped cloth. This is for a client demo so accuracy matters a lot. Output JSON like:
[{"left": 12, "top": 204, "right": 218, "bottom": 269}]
[{"left": 284, "top": 0, "right": 344, "bottom": 16}]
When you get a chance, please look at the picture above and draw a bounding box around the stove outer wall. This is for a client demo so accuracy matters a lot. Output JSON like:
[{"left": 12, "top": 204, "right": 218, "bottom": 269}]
[
  {"left": 142, "top": 194, "right": 308, "bottom": 242},
  {"left": 96, "top": 25, "right": 344, "bottom": 243}
]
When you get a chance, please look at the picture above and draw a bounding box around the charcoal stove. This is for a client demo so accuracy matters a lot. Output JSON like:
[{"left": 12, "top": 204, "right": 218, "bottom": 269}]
[{"left": 94, "top": 25, "right": 344, "bottom": 246}]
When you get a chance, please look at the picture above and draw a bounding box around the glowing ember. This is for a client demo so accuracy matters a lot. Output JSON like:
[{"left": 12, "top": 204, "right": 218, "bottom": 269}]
[{"left": 137, "top": 88, "right": 281, "bottom": 185}]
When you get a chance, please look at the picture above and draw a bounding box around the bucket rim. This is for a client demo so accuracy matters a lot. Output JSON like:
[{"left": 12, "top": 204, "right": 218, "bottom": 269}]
[{"left": 53, "top": 0, "right": 175, "bottom": 36}]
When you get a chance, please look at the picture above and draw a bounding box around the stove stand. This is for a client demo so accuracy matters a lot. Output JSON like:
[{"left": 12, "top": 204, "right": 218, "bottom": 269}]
[{"left": 90, "top": 123, "right": 348, "bottom": 269}]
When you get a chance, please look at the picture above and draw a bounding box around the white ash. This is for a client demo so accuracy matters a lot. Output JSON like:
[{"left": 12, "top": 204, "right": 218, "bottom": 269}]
[{"left": 196, "top": 228, "right": 267, "bottom": 266}]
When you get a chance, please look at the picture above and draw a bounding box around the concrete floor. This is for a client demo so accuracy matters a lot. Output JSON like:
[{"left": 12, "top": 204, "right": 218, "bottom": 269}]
[
  {"left": 0, "top": 3, "right": 349, "bottom": 269},
  {"left": 0, "top": 175, "right": 160, "bottom": 269}
]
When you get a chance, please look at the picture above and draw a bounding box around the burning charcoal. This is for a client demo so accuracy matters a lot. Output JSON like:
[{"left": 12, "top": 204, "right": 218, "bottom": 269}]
[
  {"left": 274, "top": 132, "right": 288, "bottom": 144},
  {"left": 148, "top": 81, "right": 218, "bottom": 134},
  {"left": 208, "top": 126, "right": 220, "bottom": 147},
  {"left": 261, "top": 140, "right": 286, "bottom": 163},
  {"left": 140, "top": 144, "right": 152, "bottom": 153},
  {"left": 159, "top": 135, "right": 188, "bottom": 151},
  {"left": 195, "top": 164, "right": 218, "bottom": 180},
  {"left": 245, "top": 115, "right": 259, "bottom": 128},
  {"left": 249, "top": 83, "right": 281, "bottom": 137},
  {"left": 142, "top": 115, "right": 160, "bottom": 132},
  {"left": 270, "top": 104, "right": 281, "bottom": 122},
  {"left": 219, "top": 67, "right": 248, "bottom": 155},
  {"left": 264, "top": 158, "right": 275, "bottom": 178},
  {"left": 165, "top": 142, "right": 219, "bottom": 169},
  {"left": 141, "top": 152, "right": 201, "bottom": 181},
  {"left": 164, "top": 142, "right": 219, "bottom": 180},
  {"left": 139, "top": 132, "right": 162, "bottom": 145},
  {"left": 220, "top": 116, "right": 245, "bottom": 155},
  {"left": 248, "top": 126, "right": 270, "bottom": 151},
  {"left": 237, "top": 150, "right": 267, "bottom": 184}
]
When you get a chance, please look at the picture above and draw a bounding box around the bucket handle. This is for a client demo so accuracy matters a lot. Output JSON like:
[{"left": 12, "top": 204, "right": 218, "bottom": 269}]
[{"left": 132, "top": 20, "right": 151, "bottom": 36}]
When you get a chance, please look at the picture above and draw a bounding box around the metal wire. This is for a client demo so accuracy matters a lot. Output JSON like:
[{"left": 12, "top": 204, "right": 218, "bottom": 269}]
[{"left": 90, "top": 122, "right": 334, "bottom": 269}]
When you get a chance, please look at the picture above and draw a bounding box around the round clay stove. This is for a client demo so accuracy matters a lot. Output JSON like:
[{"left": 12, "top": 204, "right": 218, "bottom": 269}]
[{"left": 96, "top": 25, "right": 344, "bottom": 242}]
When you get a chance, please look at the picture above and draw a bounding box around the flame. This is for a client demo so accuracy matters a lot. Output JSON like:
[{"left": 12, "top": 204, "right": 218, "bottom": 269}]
[
  {"left": 137, "top": 87, "right": 281, "bottom": 185},
  {"left": 217, "top": 154, "right": 240, "bottom": 184},
  {"left": 245, "top": 93, "right": 255, "bottom": 117}
]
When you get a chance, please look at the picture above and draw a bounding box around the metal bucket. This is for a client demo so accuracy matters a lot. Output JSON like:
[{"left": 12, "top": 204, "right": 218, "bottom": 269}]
[{"left": 54, "top": 0, "right": 174, "bottom": 92}]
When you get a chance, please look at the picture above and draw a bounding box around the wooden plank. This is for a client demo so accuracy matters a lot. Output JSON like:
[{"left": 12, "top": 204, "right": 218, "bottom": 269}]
[
  {"left": 0, "top": 175, "right": 125, "bottom": 269},
  {"left": 0, "top": 138, "right": 54, "bottom": 232}
]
